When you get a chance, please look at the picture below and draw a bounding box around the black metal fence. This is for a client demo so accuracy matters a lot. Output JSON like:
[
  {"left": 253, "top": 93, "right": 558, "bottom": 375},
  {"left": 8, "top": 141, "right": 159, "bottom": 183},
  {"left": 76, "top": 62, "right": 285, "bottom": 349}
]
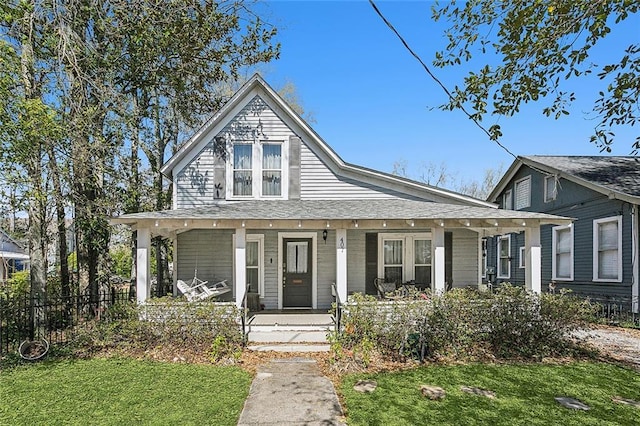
[
  {"left": 0, "top": 289, "right": 134, "bottom": 356},
  {"left": 587, "top": 294, "right": 638, "bottom": 326}
]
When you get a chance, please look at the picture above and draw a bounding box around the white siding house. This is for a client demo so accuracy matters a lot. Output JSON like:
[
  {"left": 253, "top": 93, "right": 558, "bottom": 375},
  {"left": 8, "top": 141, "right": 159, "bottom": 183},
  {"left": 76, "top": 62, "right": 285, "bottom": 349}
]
[{"left": 113, "top": 75, "right": 571, "bottom": 310}]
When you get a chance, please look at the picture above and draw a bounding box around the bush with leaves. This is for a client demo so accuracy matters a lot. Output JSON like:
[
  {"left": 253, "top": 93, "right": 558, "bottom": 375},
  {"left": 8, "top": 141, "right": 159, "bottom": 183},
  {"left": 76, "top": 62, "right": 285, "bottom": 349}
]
[
  {"left": 335, "top": 284, "right": 595, "bottom": 365},
  {"left": 70, "top": 298, "right": 243, "bottom": 362}
]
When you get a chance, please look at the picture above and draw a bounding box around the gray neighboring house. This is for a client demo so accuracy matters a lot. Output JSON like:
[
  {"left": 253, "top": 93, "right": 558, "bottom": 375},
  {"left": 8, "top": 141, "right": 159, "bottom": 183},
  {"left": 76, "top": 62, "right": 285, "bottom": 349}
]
[
  {"left": 0, "top": 228, "right": 29, "bottom": 282},
  {"left": 113, "top": 75, "right": 570, "bottom": 310},
  {"left": 487, "top": 156, "right": 639, "bottom": 314}
]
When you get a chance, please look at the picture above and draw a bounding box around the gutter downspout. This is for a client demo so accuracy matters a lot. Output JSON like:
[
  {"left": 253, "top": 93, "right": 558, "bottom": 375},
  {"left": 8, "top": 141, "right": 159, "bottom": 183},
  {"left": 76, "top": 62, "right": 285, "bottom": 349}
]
[{"left": 632, "top": 205, "right": 639, "bottom": 314}]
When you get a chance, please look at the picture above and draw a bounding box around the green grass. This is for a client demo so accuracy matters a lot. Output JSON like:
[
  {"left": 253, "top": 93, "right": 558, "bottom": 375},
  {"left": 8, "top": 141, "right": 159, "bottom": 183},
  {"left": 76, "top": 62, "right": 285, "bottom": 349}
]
[
  {"left": 342, "top": 362, "right": 640, "bottom": 425},
  {"left": 0, "top": 358, "right": 251, "bottom": 425}
]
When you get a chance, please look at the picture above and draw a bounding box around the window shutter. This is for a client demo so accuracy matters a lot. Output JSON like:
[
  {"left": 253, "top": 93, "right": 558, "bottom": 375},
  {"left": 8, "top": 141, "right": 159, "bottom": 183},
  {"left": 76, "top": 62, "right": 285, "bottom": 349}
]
[{"left": 514, "top": 178, "right": 530, "bottom": 209}]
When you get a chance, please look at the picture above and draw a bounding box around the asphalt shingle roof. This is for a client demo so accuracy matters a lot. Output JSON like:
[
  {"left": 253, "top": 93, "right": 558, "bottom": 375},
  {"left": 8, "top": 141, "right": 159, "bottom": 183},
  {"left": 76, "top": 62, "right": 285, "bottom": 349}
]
[
  {"left": 524, "top": 156, "right": 640, "bottom": 198},
  {"left": 114, "top": 199, "right": 568, "bottom": 224}
]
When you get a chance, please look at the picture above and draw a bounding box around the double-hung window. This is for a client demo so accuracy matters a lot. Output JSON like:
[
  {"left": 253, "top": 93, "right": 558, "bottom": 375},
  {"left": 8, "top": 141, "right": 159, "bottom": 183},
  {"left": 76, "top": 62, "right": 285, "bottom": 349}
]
[
  {"left": 552, "top": 225, "right": 573, "bottom": 280},
  {"left": 235, "top": 234, "right": 264, "bottom": 296},
  {"left": 379, "top": 233, "right": 431, "bottom": 285},
  {"left": 233, "top": 144, "right": 253, "bottom": 196},
  {"left": 262, "top": 143, "right": 282, "bottom": 196},
  {"left": 544, "top": 175, "right": 558, "bottom": 202},
  {"left": 229, "top": 141, "right": 286, "bottom": 199},
  {"left": 503, "top": 189, "right": 513, "bottom": 210},
  {"left": 593, "top": 216, "right": 622, "bottom": 282},
  {"left": 497, "top": 235, "right": 511, "bottom": 279},
  {"left": 514, "top": 176, "right": 531, "bottom": 210}
]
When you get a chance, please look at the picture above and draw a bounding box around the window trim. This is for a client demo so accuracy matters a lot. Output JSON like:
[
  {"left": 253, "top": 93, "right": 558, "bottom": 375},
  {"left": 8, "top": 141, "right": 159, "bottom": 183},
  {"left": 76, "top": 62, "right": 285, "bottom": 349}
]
[
  {"left": 552, "top": 224, "right": 574, "bottom": 281},
  {"left": 544, "top": 175, "right": 558, "bottom": 203},
  {"left": 233, "top": 234, "right": 265, "bottom": 297},
  {"left": 514, "top": 175, "right": 531, "bottom": 210},
  {"left": 497, "top": 234, "right": 511, "bottom": 279},
  {"left": 518, "top": 246, "right": 526, "bottom": 269},
  {"left": 377, "top": 233, "right": 432, "bottom": 285},
  {"left": 226, "top": 139, "right": 288, "bottom": 200},
  {"left": 503, "top": 189, "right": 513, "bottom": 210},
  {"left": 593, "top": 216, "right": 623, "bottom": 282}
]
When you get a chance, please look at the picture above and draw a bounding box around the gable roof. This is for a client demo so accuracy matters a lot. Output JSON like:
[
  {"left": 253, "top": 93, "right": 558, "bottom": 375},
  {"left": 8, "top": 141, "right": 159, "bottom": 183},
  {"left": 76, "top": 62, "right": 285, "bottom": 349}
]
[
  {"left": 488, "top": 156, "right": 640, "bottom": 204},
  {"left": 161, "top": 74, "right": 495, "bottom": 208}
]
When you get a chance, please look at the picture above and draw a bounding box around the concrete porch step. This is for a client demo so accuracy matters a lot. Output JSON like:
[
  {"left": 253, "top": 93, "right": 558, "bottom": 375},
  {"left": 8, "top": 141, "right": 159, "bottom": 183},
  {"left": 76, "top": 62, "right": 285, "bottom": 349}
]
[
  {"left": 246, "top": 343, "right": 330, "bottom": 352},
  {"left": 247, "top": 329, "right": 330, "bottom": 343}
]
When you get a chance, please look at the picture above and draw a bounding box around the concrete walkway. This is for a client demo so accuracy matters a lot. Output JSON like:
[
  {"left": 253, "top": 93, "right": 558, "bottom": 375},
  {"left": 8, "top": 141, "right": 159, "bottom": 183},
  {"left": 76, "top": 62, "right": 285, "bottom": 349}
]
[{"left": 237, "top": 358, "right": 345, "bottom": 426}]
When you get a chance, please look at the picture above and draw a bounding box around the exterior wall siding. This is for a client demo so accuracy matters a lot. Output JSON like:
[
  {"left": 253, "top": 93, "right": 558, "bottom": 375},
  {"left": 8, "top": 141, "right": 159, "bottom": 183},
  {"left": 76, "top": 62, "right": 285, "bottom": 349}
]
[
  {"left": 177, "top": 229, "right": 234, "bottom": 301},
  {"left": 174, "top": 93, "right": 426, "bottom": 208},
  {"left": 491, "top": 163, "right": 635, "bottom": 301},
  {"left": 451, "top": 229, "right": 480, "bottom": 287}
]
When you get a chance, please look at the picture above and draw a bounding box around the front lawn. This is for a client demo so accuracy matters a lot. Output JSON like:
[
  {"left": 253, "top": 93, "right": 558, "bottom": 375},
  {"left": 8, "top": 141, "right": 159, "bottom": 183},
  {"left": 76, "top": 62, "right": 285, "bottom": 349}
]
[
  {"left": 0, "top": 358, "right": 251, "bottom": 425},
  {"left": 342, "top": 362, "right": 640, "bottom": 425}
]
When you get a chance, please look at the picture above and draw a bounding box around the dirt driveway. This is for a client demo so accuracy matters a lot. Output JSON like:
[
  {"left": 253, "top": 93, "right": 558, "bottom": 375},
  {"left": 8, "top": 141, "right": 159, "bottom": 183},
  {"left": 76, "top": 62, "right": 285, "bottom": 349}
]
[{"left": 576, "top": 326, "right": 640, "bottom": 368}]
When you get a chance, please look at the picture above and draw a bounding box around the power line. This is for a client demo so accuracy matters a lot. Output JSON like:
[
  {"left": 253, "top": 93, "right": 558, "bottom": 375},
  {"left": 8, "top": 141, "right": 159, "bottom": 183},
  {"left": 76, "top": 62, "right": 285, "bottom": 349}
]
[{"left": 368, "top": 0, "right": 517, "bottom": 160}]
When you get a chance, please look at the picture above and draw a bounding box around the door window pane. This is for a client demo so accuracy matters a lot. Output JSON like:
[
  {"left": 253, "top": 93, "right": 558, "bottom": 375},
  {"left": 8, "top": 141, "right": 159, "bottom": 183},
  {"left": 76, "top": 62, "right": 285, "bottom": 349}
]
[
  {"left": 287, "top": 242, "right": 308, "bottom": 273},
  {"left": 246, "top": 240, "right": 259, "bottom": 293}
]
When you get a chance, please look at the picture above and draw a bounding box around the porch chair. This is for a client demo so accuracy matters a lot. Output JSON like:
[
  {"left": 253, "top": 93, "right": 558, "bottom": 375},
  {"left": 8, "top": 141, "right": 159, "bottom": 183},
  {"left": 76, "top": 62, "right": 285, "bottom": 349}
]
[
  {"left": 176, "top": 274, "right": 230, "bottom": 302},
  {"left": 373, "top": 277, "right": 397, "bottom": 299}
]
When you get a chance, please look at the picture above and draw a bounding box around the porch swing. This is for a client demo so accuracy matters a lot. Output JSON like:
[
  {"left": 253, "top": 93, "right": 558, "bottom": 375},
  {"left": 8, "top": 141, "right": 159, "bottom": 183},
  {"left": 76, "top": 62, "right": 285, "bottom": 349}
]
[{"left": 176, "top": 232, "right": 230, "bottom": 302}]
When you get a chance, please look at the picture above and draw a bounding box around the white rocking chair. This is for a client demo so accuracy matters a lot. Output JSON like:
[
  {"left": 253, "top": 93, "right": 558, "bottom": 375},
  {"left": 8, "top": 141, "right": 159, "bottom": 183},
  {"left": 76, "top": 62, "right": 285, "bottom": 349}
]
[{"left": 176, "top": 271, "right": 230, "bottom": 302}]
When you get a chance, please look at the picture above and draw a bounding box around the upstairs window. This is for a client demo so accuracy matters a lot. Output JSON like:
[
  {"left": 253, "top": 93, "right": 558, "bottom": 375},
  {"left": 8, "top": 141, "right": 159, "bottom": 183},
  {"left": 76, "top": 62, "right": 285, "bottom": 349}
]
[
  {"left": 227, "top": 140, "right": 287, "bottom": 199},
  {"left": 262, "top": 143, "right": 282, "bottom": 196},
  {"left": 593, "top": 216, "right": 622, "bottom": 282},
  {"left": 233, "top": 144, "right": 253, "bottom": 196},
  {"left": 514, "top": 176, "right": 531, "bottom": 210},
  {"left": 503, "top": 189, "right": 513, "bottom": 210},
  {"left": 544, "top": 175, "right": 558, "bottom": 202}
]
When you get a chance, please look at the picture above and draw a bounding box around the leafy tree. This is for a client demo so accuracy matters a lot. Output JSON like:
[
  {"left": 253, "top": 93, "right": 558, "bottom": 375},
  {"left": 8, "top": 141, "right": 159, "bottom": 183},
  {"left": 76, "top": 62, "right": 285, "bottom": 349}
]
[
  {"left": 1, "top": 0, "right": 280, "bottom": 301},
  {"left": 431, "top": 0, "right": 639, "bottom": 152}
]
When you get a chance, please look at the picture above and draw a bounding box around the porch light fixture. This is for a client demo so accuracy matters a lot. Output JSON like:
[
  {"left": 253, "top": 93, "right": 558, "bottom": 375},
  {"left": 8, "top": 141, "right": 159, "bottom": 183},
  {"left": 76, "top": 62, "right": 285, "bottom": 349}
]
[
  {"left": 459, "top": 219, "right": 470, "bottom": 227},
  {"left": 155, "top": 220, "right": 159, "bottom": 227},
  {"left": 382, "top": 220, "right": 387, "bottom": 228},
  {"left": 353, "top": 220, "right": 359, "bottom": 228},
  {"left": 410, "top": 220, "right": 415, "bottom": 227},
  {"left": 298, "top": 220, "right": 302, "bottom": 228},
  {"left": 241, "top": 221, "right": 246, "bottom": 228},
  {"left": 269, "top": 221, "right": 273, "bottom": 227},
  {"left": 322, "top": 229, "right": 328, "bottom": 243},
  {"left": 213, "top": 220, "right": 218, "bottom": 227},
  {"left": 512, "top": 219, "right": 526, "bottom": 226},
  {"left": 435, "top": 220, "right": 445, "bottom": 227},
  {"left": 184, "top": 221, "right": 188, "bottom": 227},
  {"left": 326, "top": 221, "right": 330, "bottom": 228}
]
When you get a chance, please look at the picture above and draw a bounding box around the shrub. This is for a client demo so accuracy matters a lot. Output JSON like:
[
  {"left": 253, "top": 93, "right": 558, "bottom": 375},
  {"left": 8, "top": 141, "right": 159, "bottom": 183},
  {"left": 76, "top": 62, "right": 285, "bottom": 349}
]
[
  {"left": 335, "top": 284, "right": 595, "bottom": 365},
  {"left": 70, "top": 298, "right": 243, "bottom": 361}
]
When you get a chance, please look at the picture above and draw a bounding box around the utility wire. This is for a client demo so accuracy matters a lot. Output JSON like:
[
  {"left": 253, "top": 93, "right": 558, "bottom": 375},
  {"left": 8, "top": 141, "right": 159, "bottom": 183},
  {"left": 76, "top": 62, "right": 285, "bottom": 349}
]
[{"left": 368, "top": 0, "right": 517, "bottom": 160}]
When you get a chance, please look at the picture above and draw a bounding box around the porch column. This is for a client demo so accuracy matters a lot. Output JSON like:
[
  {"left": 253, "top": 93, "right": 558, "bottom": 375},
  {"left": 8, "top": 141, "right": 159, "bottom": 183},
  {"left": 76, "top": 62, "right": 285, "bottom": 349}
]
[
  {"left": 433, "top": 226, "right": 445, "bottom": 295},
  {"left": 335, "top": 228, "right": 348, "bottom": 304},
  {"left": 234, "top": 228, "right": 246, "bottom": 308},
  {"left": 525, "top": 226, "right": 542, "bottom": 294},
  {"left": 136, "top": 227, "right": 151, "bottom": 304}
]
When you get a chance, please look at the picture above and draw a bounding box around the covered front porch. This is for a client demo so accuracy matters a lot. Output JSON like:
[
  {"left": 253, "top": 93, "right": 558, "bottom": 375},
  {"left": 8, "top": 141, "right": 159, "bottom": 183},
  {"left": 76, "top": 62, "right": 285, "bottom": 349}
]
[{"left": 112, "top": 199, "right": 571, "bottom": 310}]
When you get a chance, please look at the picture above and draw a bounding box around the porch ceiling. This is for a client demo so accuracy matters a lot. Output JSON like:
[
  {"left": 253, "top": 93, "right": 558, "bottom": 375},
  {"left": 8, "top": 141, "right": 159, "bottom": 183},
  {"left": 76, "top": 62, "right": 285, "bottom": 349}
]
[{"left": 111, "top": 199, "right": 572, "bottom": 231}]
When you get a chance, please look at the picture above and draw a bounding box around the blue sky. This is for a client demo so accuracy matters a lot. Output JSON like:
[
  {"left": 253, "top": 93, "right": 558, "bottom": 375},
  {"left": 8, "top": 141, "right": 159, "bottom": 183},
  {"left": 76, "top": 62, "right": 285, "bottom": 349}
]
[{"left": 252, "top": 0, "right": 639, "bottom": 188}]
